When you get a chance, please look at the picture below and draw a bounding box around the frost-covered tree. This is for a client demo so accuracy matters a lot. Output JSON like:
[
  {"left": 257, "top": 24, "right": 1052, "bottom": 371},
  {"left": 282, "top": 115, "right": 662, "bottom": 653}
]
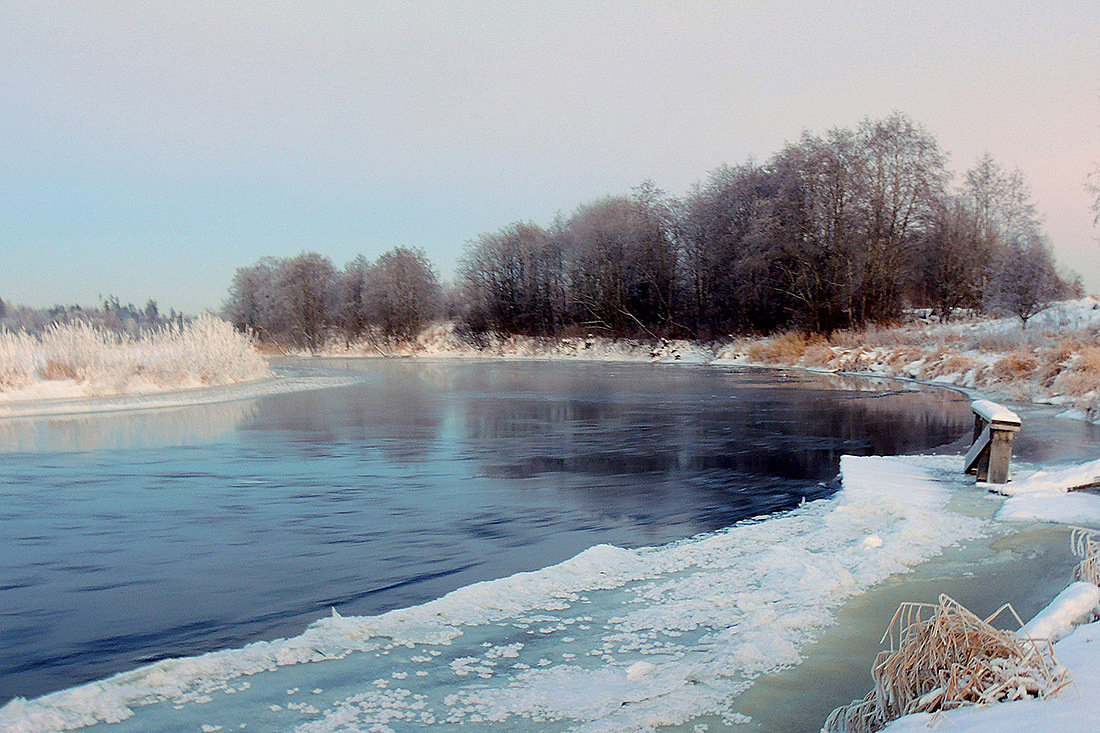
[
  {"left": 365, "top": 246, "right": 441, "bottom": 342},
  {"left": 853, "top": 113, "right": 948, "bottom": 322},
  {"left": 338, "top": 254, "right": 372, "bottom": 342},
  {"left": 275, "top": 252, "right": 338, "bottom": 351},
  {"left": 458, "top": 221, "right": 566, "bottom": 336},
  {"left": 989, "top": 235, "right": 1065, "bottom": 327},
  {"left": 922, "top": 198, "right": 986, "bottom": 320},
  {"left": 225, "top": 256, "right": 280, "bottom": 339}
]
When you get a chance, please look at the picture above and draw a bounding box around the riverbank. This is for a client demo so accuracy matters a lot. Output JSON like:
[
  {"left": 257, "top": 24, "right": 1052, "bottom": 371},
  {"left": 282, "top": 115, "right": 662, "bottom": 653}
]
[
  {"left": 0, "top": 453, "right": 994, "bottom": 732},
  {"left": 313, "top": 297, "right": 1100, "bottom": 426}
]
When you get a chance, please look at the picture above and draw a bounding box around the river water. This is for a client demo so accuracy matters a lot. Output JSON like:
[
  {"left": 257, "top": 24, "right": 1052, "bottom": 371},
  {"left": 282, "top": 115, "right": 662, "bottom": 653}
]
[{"left": 0, "top": 358, "right": 1095, "bottom": 731}]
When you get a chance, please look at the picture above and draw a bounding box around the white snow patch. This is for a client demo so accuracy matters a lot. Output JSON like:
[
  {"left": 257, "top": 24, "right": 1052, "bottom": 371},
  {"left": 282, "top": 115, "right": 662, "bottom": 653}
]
[
  {"left": 1021, "top": 582, "right": 1100, "bottom": 643},
  {"left": 995, "top": 458, "right": 1100, "bottom": 525},
  {"left": 625, "top": 661, "right": 656, "bottom": 681}
]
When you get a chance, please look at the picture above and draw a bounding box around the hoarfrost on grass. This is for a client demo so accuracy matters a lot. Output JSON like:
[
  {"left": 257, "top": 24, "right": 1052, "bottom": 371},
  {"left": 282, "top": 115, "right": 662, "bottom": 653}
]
[{"left": 0, "top": 315, "right": 270, "bottom": 400}]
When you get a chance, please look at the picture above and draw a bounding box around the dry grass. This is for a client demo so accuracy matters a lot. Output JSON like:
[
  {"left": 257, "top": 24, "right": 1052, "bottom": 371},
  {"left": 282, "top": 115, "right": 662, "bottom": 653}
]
[
  {"left": 802, "top": 341, "right": 838, "bottom": 367},
  {"left": 745, "top": 331, "right": 809, "bottom": 363},
  {"left": 884, "top": 346, "right": 927, "bottom": 368},
  {"left": 1052, "top": 347, "right": 1100, "bottom": 397},
  {"left": 936, "top": 354, "right": 981, "bottom": 376},
  {"left": 1071, "top": 528, "right": 1100, "bottom": 586},
  {"left": 38, "top": 359, "right": 80, "bottom": 381},
  {"left": 824, "top": 595, "right": 1070, "bottom": 733},
  {"left": 993, "top": 351, "right": 1040, "bottom": 379}
]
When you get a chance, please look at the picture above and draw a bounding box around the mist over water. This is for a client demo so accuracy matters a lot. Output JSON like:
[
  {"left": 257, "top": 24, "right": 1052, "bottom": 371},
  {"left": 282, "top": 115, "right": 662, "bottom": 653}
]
[{"left": 0, "top": 360, "right": 986, "bottom": 703}]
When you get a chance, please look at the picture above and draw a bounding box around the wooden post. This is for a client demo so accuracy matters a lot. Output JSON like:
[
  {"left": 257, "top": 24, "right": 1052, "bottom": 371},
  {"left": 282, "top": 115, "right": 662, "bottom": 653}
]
[{"left": 964, "top": 400, "right": 1021, "bottom": 484}]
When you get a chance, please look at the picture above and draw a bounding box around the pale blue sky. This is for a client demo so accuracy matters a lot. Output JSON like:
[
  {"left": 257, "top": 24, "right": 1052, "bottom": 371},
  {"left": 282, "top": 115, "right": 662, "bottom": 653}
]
[{"left": 2, "top": 1, "right": 1098, "bottom": 313}]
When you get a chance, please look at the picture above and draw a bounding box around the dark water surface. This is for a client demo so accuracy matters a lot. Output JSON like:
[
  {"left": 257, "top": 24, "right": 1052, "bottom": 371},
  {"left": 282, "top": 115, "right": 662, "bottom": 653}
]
[{"left": 0, "top": 359, "right": 1011, "bottom": 703}]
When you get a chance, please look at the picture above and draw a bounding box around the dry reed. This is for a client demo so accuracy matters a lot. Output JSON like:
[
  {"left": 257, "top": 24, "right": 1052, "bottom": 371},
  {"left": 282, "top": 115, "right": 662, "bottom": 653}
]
[
  {"left": 823, "top": 594, "right": 1070, "bottom": 733},
  {"left": 1071, "top": 527, "right": 1100, "bottom": 587},
  {"left": 745, "top": 331, "right": 809, "bottom": 363}
]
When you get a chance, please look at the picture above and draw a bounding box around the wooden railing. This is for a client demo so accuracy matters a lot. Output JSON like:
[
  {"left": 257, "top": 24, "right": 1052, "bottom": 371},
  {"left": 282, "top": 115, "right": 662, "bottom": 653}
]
[{"left": 964, "top": 400, "right": 1021, "bottom": 484}]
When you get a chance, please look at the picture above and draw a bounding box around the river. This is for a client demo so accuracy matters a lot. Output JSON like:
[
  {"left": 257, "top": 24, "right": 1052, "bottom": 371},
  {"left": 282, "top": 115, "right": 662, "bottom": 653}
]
[{"left": 1, "top": 358, "right": 1096, "bottom": 731}]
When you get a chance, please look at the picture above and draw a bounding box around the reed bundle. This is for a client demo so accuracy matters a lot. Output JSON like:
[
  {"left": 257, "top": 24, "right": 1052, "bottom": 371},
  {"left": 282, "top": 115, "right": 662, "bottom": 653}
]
[
  {"left": 1071, "top": 527, "right": 1100, "bottom": 586},
  {"left": 823, "top": 594, "right": 1070, "bottom": 733}
]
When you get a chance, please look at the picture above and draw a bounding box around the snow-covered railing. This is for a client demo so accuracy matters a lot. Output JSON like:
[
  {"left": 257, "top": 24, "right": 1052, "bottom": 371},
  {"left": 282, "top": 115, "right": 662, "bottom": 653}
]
[{"left": 964, "top": 399, "right": 1021, "bottom": 484}]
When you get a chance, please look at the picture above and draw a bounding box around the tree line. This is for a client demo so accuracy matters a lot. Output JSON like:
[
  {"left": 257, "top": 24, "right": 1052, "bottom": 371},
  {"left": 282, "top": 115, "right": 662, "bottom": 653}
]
[
  {"left": 225, "top": 113, "right": 1079, "bottom": 349},
  {"left": 0, "top": 296, "right": 185, "bottom": 335},
  {"left": 224, "top": 247, "right": 442, "bottom": 350}
]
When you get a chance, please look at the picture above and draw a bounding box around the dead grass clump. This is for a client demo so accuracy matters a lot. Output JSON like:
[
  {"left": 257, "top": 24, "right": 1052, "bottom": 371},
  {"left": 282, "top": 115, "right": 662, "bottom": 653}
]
[
  {"left": 1051, "top": 347, "right": 1100, "bottom": 397},
  {"left": 1036, "top": 339, "right": 1077, "bottom": 388},
  {"left": 936, "top": 354, "right": 980, "bottom": 375},
  {"left": 885, "top": 346, "right": 927, "bottom": 368},
  {"left": 993, "top": 351, "right": 1040, "bottom": 379},
  {"left": 823, "top": 594, "right": 1069, "bottom": 733},
  {"left": 830, "top": 329, "right": 870, "bottom": 350},
  {"left": 745, "top": 331, "right": 808, "bottom": 363},
  {"left": 38, "top": 359, "right": 80, "bottom": 381},
  {"left": 802, "top": 341, "right": 838, "bottom": 368}
]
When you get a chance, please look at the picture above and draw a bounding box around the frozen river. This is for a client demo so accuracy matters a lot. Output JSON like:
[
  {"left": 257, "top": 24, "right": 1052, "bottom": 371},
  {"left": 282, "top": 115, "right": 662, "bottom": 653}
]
[{"left": 1, "top": 358, "right": 1094, "bottom": 730}]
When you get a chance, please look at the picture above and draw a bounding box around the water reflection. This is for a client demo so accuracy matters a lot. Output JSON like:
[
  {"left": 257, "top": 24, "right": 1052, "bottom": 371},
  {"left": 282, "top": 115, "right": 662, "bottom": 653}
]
[{"left": 0, "top": 399, "right": 257, "bottom": 454}]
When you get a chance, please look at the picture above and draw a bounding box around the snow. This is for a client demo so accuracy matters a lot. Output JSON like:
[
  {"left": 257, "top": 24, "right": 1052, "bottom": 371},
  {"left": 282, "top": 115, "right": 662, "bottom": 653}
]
[
  {"left": 3, "top": 298, "right": 1099, "bottom": 730},
  {"left": 0, "top": 370, "right": 359, "bottom": 420},
  {"left": 999, "top": 458, "right": 1100, "bottom": 496},
  {"left": 0, "top": 454, "right": 985, "bottom": 732},
  {"left": 971, "top": 399, "right": 1020, "bottom": 425},
  {"left": 311, "top": 297, "right": 1100, "bottom": 424},
  {"left": 994, "top": 458, "right": 1100, "bottom": 525},
  {"left": 1021, "top": 581, "right": 1100, "bottom": 643}
]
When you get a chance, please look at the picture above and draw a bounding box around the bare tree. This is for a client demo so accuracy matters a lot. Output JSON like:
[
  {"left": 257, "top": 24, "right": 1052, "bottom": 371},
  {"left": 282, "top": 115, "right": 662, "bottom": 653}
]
[
  {"left": 275, "top": 252, "right": 338, "bottom": 351},
  {"left": 989, "top": 235, "right": 1065, "bottom": 327},
  {"left": 338, "top": 254, "right": 372, "bottom": 342},
  {"left": 224, "top": 256, "right": 280, "bottom": 339},
  {"left": 458, "top": 222, "right": 561, "bottom": 335},
  {"left": 365, "top": 246, "right": 441, "bottom": 343},
  {"left": 922, "top": 198, "right": 986, "bottom": 320},
  {"left": 681, "top": 162, "right": 780, "bottom": 335},
  {"left": 854, "top": 113, "right": 948, "bottom": 322}
]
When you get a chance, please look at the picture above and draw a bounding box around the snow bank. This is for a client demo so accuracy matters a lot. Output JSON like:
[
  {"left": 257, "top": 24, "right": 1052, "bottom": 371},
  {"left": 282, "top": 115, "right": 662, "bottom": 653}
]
[
  {"left": 0, "top": 455, "right": 985, "bottom": 732},
  {"left": 1000, "top": 458, "right": 1100, "bottom": 496},
  {"left": 317, "top": 297, "right": 1100, "bottom": 424},
  {"left": 1021, "top": 581, "right": 1100, "bottom": 642},
  {"left": 309, "top": 323, "right": 717, "bottom": 364},
  {"left": 995, "top": 458, "right": 1100, "bottom": 525},
  {"left": 719, "top": 297, "right": 1100, "bottom": 423}
]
